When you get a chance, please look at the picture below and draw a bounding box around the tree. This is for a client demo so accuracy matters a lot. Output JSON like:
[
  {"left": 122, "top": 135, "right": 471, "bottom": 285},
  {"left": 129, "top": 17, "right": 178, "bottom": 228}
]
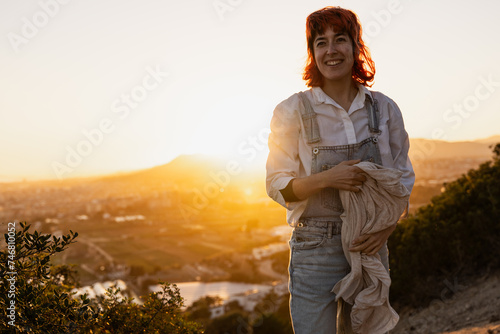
[
  {"left": 0, "top": 222, "right": 202, "bottom": 333},
  {"left": 185, "top": 295, "right": 223, "bottom": 327},
  {"left": 251, "top": 291, "right": 293, "bottom": 334},
  {"left": 205, "top": 312, "right": 251, "bottom": 334},
  {"left": 252, "top": 314, "right": 290, "bottom": 334}
]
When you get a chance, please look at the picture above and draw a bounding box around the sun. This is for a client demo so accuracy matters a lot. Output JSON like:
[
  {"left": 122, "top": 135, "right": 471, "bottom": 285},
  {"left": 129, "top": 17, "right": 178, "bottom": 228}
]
[{"left": 244, "top": 187, "right": 253, "bottom": 196}]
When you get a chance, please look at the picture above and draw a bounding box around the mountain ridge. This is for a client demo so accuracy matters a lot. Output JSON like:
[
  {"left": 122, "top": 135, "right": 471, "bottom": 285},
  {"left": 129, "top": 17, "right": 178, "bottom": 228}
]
[{"left": 2, "top": 136, "right": 499, "bottom": 185}]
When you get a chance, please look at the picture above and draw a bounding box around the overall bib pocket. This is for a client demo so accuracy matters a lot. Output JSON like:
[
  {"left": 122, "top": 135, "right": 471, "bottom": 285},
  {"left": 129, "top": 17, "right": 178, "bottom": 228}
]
[
  {"left": 319, "top": 146, "right": 381, "bottom": 212},
  {"left": 321, "top": 164, "right": 343, "bottom": 212}
]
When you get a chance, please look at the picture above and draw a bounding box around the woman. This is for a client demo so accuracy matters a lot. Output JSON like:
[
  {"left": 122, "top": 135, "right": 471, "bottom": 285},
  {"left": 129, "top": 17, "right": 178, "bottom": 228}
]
[{"left": 266, "top": 6, "right": 415, "bottom": 333}]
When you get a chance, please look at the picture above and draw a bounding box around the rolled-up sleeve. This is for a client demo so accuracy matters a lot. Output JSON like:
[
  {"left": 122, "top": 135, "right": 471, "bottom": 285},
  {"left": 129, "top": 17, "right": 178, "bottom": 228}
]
[
  {"left": 266, "top": 96, "right": 305, "bottom": 210},
  {"left": 386, "top": 98, "right": 415, "bottom": 195}
]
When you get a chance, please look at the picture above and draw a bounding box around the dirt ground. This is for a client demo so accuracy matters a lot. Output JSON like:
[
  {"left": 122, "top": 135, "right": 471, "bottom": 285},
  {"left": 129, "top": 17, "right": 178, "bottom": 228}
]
[{"left": 392, "top": 270, "right": 500, "bottom": 334}]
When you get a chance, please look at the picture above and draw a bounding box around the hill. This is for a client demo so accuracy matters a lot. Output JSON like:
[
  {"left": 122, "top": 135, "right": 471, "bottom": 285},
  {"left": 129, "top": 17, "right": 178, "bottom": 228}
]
[
  {"left": 394, "top": 271, "right": 500, "bottom": 334},
  {"left": 388, "top": 144, "right": 500, "bottom": 307},
  {"left": 409, "top": 138, "right": 494, "bottom": 161},
  {"left": 82, "top": 136, "right": 498, "bottom": 195},
  {"left": 473, "top": 135, "right": 500, "bottom": 145},
  {"left": 389, "top": 144, "right": 500, "bottom": 332},
  {"left": 80, "top": 135, "right": 499, "bottom": 189},
  {"left": 115, "top": 154, "right": 228, "bottom": 185},
  {"left": 90, "top": 153, "right": 265, "bottom": 195}
]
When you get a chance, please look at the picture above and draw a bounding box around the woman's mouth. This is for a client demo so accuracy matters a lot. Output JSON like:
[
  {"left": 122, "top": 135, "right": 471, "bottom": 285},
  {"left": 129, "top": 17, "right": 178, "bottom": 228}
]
[{"left": 326, "top": 60, "right": 343, "bottom": 66}]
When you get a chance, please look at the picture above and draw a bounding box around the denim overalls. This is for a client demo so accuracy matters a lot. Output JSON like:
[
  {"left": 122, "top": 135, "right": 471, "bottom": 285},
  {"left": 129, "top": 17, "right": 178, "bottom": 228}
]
[{"left": 288, "top": 91, "right": 390, "bottom": 334}]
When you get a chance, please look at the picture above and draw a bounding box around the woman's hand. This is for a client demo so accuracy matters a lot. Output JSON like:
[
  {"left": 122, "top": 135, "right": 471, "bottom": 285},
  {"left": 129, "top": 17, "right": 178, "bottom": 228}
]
[
  {"left": 322, "top": 159, "right": 366, "bottom": 192},
  {"left": 291, "top": 159, "right": 366, "bottom": 201},
  {"left": 349, "top": 223, "right": 397, "bottom": 255}
]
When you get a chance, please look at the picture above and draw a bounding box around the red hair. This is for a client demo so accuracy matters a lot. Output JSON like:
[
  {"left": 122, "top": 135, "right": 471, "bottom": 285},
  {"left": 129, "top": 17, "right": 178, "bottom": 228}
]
[{"left": 303, "top": 6, "right": 375, "bottom": 87}]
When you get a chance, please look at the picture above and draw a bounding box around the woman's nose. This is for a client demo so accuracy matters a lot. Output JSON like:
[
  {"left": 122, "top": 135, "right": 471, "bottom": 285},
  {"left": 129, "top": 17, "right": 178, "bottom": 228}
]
[{"left": 327, "top": 44, "right": 337, "bottom": 55}]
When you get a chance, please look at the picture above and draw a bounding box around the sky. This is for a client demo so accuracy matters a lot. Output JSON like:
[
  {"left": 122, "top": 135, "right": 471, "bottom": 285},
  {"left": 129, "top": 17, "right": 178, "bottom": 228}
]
[{"left": 1, "top": 0, "right": 499, "bottom": 181}]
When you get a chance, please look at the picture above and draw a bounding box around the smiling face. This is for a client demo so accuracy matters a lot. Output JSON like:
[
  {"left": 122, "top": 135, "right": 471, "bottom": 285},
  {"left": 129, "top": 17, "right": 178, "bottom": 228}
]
[{"left": 313, "top": 27, "right": 355, "bottom": 85}]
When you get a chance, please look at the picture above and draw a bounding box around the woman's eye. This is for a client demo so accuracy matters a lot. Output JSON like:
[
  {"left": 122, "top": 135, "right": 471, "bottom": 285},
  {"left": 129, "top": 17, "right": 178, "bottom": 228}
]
[
  {"left": 336, "top": 37, "right": 346, "bottom": 42},
  {"left": 316, "top": 41, "right": 326, "bottom": 47}
]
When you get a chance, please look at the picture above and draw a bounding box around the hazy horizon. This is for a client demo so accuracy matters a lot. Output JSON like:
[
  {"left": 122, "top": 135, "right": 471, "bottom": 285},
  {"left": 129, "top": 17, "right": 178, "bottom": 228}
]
[{"left": 2, "top": 134, "right": 499, "bottom": 183}]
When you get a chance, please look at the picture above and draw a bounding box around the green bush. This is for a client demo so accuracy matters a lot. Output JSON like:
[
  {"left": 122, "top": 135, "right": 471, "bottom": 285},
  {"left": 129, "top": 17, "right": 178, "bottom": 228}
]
[
  {"left": 0, "top": 222, "right": 202, "bottom": 333},
  {"left": 389, "top": 144, "right": 500, "bottom": 307},
  {"left": 204, "top": 312, "right": 250, "bottom": 334}
]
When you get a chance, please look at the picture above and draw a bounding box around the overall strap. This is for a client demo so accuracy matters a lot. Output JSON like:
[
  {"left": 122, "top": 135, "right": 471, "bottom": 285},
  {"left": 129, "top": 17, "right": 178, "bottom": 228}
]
[
  {"left": 366, "top": 92, "right": 381, "bottom": 134},
  {"left": 297, "top": 91, "right": 321, "bottom": 144}
]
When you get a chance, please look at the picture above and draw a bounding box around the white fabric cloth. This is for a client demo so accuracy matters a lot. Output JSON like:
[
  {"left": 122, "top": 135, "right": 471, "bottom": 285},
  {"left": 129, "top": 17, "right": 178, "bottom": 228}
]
[
  {"left": 332, "top": 161, "right": 410, "bottom": 334},
  {"left": 266, "top": 85, "right": 415, "bottom": 226}
]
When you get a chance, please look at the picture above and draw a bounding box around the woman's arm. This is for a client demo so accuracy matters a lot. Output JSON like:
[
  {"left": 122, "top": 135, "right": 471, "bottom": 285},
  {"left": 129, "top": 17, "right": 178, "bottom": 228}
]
[
  {"left": 386, "top": 98, "right": 415, "bottom": 194},
  {"left": 349, "top": 223, "right": 397, "bottom": 255},
  {"left": 291, "top": 159, "right": 366, "bottom": 200},
  {"left": 266, "top": 96, "right": 303, "bottom": 209}
]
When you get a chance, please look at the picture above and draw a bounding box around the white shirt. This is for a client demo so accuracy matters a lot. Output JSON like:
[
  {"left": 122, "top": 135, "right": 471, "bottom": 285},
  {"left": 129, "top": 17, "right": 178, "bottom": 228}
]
[{"left": 266, "top": 85, "right": 415, "bottom": 226}]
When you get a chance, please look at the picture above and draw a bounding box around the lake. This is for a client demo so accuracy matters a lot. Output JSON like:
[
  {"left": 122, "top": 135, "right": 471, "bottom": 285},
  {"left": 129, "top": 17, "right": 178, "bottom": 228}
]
[{"left": 149, "top": 281, "right": 274, "bottom": 307}]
